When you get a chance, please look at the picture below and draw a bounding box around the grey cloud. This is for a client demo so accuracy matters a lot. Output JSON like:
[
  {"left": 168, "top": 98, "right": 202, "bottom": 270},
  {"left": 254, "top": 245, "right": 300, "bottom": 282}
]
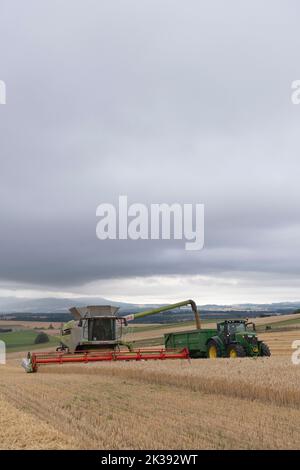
[{"left": 0, "top": 0, "right": 300, "bottom": 297}]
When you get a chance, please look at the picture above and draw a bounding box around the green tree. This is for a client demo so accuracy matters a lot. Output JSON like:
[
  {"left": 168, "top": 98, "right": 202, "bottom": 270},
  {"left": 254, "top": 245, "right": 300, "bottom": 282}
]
[{"left": 34, "top": 332, "right": 49, "bottom": 344}]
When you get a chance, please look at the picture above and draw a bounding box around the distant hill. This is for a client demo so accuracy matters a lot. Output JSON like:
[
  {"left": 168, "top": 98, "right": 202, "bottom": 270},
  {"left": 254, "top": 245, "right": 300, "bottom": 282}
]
[
  {"left": 0, "top": 296, "right": 140, "bottom": 314},
  {"left": 0, "top": 297, "right": 300, "bottom": 323}
]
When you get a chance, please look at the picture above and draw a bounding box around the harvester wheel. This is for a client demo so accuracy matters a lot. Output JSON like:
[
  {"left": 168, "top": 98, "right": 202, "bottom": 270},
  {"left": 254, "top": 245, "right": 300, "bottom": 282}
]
[
  {"left": 207, "top": 340, "right": 221, "bottom": 359},
  {"left": 227, "top": 344, "right": 246, "bottom": 358},
  {"left": 56, "top": 345, "right": 69, "bottom": 353},
  {"left": 260, "top": 342, "right": 271, "bottom": 356}
]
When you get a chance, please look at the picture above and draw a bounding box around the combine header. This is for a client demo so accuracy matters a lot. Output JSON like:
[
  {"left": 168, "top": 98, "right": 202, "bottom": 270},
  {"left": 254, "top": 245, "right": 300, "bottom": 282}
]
[{"left": 22, "top": 348, "right": 190, "bottom": 373}]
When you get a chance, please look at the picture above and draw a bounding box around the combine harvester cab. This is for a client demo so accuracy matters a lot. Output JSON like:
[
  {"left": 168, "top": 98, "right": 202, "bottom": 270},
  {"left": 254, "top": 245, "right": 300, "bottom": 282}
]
[{"left": 58, "top": 305, "right": 124, "bottom": 353}]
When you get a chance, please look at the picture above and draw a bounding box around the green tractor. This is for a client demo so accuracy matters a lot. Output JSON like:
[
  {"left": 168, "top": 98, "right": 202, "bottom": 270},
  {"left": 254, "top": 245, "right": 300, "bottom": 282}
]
[
  {"left": 165, "top": 319, "right": 271, "bottom": 358},
  {"left": 206, "top": 320, "right": 270, "bottom": 358}
]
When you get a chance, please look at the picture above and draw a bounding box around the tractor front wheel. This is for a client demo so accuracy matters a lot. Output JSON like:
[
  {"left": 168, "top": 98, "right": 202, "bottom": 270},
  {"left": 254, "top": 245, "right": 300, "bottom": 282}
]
[
  {"left": 227, "top": 344, "right": 246, "bottom": 358},
  {"left": 260, "top": 342, "right": 271, "bottom": 356},
  {"left": 207, "top": 340, "right": 221, "bottom": 359}
]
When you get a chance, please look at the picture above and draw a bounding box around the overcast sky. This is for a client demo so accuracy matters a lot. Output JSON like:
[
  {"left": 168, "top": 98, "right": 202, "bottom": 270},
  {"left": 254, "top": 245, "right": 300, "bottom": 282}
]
[{"left": 0, "top": 0, "right": 300, "bottom": 305}]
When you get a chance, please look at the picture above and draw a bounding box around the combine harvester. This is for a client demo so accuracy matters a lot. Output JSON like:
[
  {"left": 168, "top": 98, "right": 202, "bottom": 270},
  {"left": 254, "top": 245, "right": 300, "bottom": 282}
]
[
  {"left": 22, "top": 299, "right": 270, "bottom": 372},
  {"left": 22, "top": 300, "right": 198, "bottom": 372}
]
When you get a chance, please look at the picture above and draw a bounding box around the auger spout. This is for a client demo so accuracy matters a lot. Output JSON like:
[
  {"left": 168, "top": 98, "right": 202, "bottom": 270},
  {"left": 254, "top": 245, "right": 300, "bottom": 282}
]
[{"left": 123, "top": 299, "right": 201, "bottom": 329}]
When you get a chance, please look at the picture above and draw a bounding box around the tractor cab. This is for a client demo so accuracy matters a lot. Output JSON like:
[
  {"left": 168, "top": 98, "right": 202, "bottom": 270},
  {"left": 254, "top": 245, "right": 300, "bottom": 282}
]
[
  {"left": 218, "top": 319, "right": 255, "bottom": 334},
  {"left": 217, "top": 320, "right": 257, "bottom": 345}
]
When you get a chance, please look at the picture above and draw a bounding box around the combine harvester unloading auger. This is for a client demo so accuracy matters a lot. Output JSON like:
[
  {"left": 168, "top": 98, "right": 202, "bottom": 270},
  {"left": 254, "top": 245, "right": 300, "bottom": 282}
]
[{"left": 22, "top": 300, "right": 199, "bottom": 373}]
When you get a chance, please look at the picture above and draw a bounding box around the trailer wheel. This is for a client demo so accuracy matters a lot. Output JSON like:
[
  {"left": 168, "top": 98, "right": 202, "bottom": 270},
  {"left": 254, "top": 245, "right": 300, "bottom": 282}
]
[
  {"left": 207, "top": 340, "right": 221, "bottom": 359},
  {"left": 227, "top": 344, "right": 246, "bottom": 358},
  {"left": 260, "top": 342, "right": 271, "bottom": 357}
]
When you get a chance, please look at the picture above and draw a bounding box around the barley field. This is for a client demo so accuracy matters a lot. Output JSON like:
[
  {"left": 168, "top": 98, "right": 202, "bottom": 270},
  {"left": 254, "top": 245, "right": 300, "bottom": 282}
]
[{"left": 0, "top": 316, "right": 300, "bottom": 450}]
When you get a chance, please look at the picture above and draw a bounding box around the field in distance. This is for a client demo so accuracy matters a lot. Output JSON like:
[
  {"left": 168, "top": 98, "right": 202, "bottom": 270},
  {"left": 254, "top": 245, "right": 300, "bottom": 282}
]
[{"left": 1, "top": 312, "right": 300, "bottom": 354}]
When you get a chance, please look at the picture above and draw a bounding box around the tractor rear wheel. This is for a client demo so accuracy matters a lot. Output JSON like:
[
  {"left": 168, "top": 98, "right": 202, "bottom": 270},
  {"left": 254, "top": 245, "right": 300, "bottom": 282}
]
[
  {"left": 207, "top": 340, "right": 221, "bottom": 359},
  {"left": 260, "top": 342, "right": 271, "bottom": 356},
  {"left": 227, "top": 344, "right": 246, "bottom": 358}
]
